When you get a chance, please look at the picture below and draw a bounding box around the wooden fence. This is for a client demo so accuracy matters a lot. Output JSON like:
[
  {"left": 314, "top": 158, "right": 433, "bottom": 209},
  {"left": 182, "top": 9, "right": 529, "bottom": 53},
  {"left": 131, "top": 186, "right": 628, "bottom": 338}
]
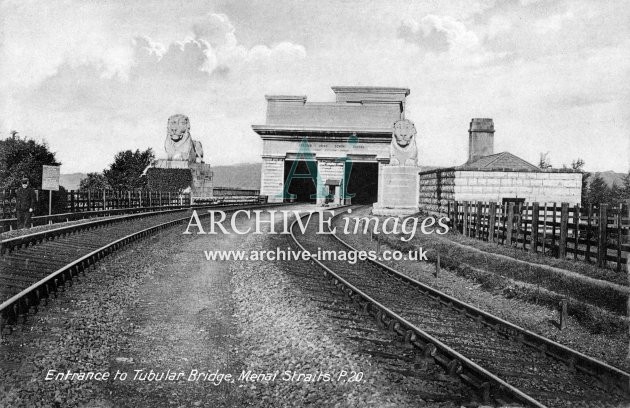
[
  {"left": 1, "top": 187, "right": 261, "bottom": 218},
  {"left": 213, "top": 187, "right": 260, "bottom": 197},
  {"left": 448, "top": 201, "right": 630, "bottom": 272}
]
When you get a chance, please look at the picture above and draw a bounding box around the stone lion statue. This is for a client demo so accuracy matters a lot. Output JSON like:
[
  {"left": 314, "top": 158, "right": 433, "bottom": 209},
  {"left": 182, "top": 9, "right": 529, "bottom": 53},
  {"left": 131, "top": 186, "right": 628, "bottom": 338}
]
[
  {"left": 390, "top": 119, "right": 418, "bottom": 166},
  {"left": 164, "top": 114, "right": 203, "bottom": 163}
]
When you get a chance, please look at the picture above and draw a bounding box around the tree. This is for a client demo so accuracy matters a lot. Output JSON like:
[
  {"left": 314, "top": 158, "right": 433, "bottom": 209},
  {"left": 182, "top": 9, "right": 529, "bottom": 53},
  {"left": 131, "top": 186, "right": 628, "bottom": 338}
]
[
  {"left": 0, "top": 131, "right": 61, "bottom": 189},
  {"left": 620, "top": 171, "right": 630, "bottom": 201},
  {"left": 610, "top": 184, "right": 622, "bottom": 203},
  {"left": 568, "top": 158, "right": 591, "bottom": 207},
  {"left": 538, "top": 152, "right": 552, "bottom": 169},
  {"left": 103, "top": 148, "right": 154, "bottom": 190},
  {"left": 570, "top": 158, "right": 585, "bottom": 171},
  {"left": 587, "top": 174, "right": 611, "bottom": 206},
  {"left": 79, "top": 172, "right": 111, "bottom": 190},
  {"left": 0, "top": 131, "right": 65, "bottom": 215}
]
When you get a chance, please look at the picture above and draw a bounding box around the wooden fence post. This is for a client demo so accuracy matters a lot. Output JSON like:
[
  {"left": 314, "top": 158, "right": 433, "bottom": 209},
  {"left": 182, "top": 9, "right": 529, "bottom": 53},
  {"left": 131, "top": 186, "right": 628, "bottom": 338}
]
[
  {"left": 87, "top": 190, "right": 91, "bottom": 212},
  {"left": 558, "top": 203, "right": 569, "bottom": 259},
  {"left": 616, "top": 205, "right": 623, "bottom": 273},
  {"left": 551, "top": 203, "right": 557, "bottom": 253},
  {"left": 531, "top": 202, "right": 539, "bottom": 253},
  {"left": 586, "top": 204, "right": 592, "bottom": 262},
  {"left": 559, "top": 299, "right": 568, "bottom": 330},
  {"left": 103, "top": 189, "right": 106, "bottom": 210},
  {"left": 521, "top": 203, "right": 528, "bottom": 250},
  {"left": 435, "top": 251, "right": 440, "bottom": 278},
  {"left": 488, "top": 202, "right": 496, "bottom": 243},
  {"left": 476, "top": 202, "right": 482, "bottom": 239},
  {"left": 574, "top": 204, "right": 580, "bottom": 260},
  {"left": 447, "top": 201, "right": 451, "bottom": 224},
  {"left": 542, "top": 203, "right": 548, "bottom": 254},
  {"left": 463, "top": 201, "right": 469, "bottom": 236},
  {"left": 503, "top": 202, "right": 510, "bottom": 244},
  {"left": 626, "top": 203, "right": 630, "bottom": 360},
  {"left": 598, "top": 204, "right": 608, "bottom": 268},
  {"left": 514, "top": 203, "right": 523, "bottom": 248},
  {"left": 506, "top": 203, "right": 515, "bottom": 246},
  {"left": 453, "top": 201, "right": 459, "bottom": 232},
  {"left": 70, "top": 190, "right": 75, "bottom": 212}
]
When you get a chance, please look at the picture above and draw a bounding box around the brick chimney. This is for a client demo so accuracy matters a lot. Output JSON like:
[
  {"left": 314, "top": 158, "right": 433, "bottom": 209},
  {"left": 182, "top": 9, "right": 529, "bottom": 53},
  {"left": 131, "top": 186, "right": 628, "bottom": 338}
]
[{"left": 468, "top": 118, "right": 494, "bottom": 163}]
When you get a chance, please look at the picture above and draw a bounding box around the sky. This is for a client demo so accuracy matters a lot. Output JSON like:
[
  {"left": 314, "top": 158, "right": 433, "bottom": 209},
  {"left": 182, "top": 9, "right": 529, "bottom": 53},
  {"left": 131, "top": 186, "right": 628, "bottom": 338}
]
[{"left": 0, "top": 0, "right": 628, "bottom": 174}]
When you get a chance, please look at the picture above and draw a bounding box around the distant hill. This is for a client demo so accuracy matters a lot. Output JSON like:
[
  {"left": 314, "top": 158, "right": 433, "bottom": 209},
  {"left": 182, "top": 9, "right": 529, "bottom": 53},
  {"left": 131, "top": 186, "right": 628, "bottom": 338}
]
[
  {"left": 592, "top": 171, "right": 626, "bottom": 188},
  {"left": 59, "top": 166, "right": 628, "bottom": 191},
  {"left": 60, "top": 173, "right": 86, "bottom": 190},
  {"left": 212, "top": 163, "right": 262, "bottom": 189}
]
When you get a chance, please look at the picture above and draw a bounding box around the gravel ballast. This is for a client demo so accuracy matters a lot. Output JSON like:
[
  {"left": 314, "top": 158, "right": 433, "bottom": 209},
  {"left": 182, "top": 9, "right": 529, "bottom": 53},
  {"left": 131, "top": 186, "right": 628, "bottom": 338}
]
[
  {"left": 333, "top": 207, "right": 630, "bottom": 373},
  {"left": 231, "top": 211, "right": 477, "bottom": 407},
  {"left": 0, "top": 211, "right": 250, "bottom": 407},
  {"left": 1, "top": 205, "right": 484, "bottom": 407}
]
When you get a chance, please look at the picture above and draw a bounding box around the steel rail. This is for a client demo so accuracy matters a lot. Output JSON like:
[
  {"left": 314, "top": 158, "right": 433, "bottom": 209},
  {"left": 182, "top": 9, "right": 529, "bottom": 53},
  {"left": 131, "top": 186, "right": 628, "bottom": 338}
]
[
  {"left": 0, "top": 202, "right": 286, "bottom": 338},
  {"left": 328, "top": 209, "right": 630, "bottom": 396},
  {"left": 1, "top": 200, "right": 263, "bottom": 255},
  {"left": 290, "top": 210, "right": 543, "bottom": 407},
  {"left": 0, "top": 203, "right": 192, "bottom": 233}
]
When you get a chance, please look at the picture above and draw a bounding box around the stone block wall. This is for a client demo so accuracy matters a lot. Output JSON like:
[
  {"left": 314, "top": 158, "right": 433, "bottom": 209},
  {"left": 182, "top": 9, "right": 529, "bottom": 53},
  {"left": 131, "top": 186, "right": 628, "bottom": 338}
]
[
  {"left": 190, "top": 163, "right": 213, "bottom": 198},
  {"left": 418, "top": 169, "right": 583, "bottom": 212},
  {"left": 374, "top": 166, "right": 420, "bottom": 216},
  {"left": 418, "top": 170, "right": 455, "bottom": 214},
  {"left": 260, "top": 157, "right": 285, "bottom": 202},
  {"left": 453, "top": 170, "right": 582, "bottom": 205}
]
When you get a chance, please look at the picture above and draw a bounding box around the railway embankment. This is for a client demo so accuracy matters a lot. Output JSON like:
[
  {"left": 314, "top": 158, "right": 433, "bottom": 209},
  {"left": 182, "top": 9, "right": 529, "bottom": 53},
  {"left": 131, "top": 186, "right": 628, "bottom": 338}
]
[{"left": 334, "top": 207, "right": 630, "bottom": 373}]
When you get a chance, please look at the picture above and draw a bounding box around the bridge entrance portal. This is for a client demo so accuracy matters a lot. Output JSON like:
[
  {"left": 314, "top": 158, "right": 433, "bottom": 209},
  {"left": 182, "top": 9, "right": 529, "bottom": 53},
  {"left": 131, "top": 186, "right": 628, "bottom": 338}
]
[
  {"left": 283, "top": 160, "right": 318, "bottom": 203},
  {"left": 346, "top": 162, "right": 379, "bottom": 204},
  {"left": 253, "top": 86, "right": 411, "bottom": 204}
]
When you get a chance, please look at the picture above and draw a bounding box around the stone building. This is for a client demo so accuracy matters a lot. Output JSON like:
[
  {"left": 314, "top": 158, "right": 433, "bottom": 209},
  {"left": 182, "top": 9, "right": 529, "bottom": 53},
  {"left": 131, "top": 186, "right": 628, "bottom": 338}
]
[
  {"left": 253, "top": 86, "right": 410, "bottom": 204},
  {"left": 418, "top": 118, "right": 582, "bottom": 214}
]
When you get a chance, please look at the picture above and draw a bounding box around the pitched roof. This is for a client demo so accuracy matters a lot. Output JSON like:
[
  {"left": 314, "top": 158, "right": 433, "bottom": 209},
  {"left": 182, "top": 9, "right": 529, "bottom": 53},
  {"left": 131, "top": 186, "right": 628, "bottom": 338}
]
[{"left": 459, "top": 151, "right": 540, "bottom": 171}]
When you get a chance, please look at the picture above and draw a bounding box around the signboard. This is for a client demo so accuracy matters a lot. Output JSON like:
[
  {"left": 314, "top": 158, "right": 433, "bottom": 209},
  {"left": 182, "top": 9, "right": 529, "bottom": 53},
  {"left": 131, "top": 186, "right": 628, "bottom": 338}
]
[{"left": 42, "top": 165, "right": 60, "bottom": 191}]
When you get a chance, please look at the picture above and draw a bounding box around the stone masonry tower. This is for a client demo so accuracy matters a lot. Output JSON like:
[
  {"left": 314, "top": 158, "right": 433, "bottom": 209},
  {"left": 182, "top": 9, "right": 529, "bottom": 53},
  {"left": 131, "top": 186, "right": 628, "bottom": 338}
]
[{"left": 467, "top": 118, "right": 494, "bottom": 163}]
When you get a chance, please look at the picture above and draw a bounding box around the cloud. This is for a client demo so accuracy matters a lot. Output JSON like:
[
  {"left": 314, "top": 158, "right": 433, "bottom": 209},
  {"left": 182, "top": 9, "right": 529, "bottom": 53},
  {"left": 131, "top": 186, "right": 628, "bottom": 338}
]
[
  {"left": 192, "top": 13, "right": 237, "bottom": 48},
  {"left": 131, "top": 13, "right": 306, "bottom": 81},
  {"left": 398, "top": 15, "right": 480, "bottom": 54},
  {"left": 485, "top": 15, "right": 513, "bottom": 40},
  {"left": 133, "top": 37, "right": 215, "bottom": 79},
  {"left": 533, "top": 10, "right": 575, "bottom": 34},
  {"left": 519, "top": 0, "right": 552, "bottom": 6},
  {"left": 191, "top": 13, "right": 307, "bottom": 76},
  {"left": 1, "top": 9, "right": 307, "bottom": 172},
  {"left": 0, "top": 1, "right": 134, "bottom": 89},
  {"left": 1, "top": 1, "right": 628, "bottom": 175}
]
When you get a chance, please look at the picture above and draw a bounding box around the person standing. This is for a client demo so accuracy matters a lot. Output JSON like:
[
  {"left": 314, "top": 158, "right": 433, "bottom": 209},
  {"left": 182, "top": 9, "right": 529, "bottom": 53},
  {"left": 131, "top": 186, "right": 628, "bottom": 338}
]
[{"left": 15, "top": 177, "right": 36, "bottom": 229}]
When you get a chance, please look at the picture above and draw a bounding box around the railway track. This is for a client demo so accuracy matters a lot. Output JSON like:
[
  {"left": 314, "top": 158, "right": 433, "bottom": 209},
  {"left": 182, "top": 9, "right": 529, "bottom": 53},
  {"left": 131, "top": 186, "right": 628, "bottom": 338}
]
[
  {"left": 279, "top": 245, "right": 481, "bottom": 405},
  {"left": 290, "top": 208, "right": 630, "bottom": 407},
  {"left": 0, "top": 202, "right": 283, "bottom": 337}
]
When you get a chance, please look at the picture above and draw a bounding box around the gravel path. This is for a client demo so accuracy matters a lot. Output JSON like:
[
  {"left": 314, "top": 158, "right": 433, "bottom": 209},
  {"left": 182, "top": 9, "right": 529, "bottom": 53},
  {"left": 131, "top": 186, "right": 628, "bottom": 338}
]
[{"left": 96, "top": 210, "right": 255, "bottom": 407}]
